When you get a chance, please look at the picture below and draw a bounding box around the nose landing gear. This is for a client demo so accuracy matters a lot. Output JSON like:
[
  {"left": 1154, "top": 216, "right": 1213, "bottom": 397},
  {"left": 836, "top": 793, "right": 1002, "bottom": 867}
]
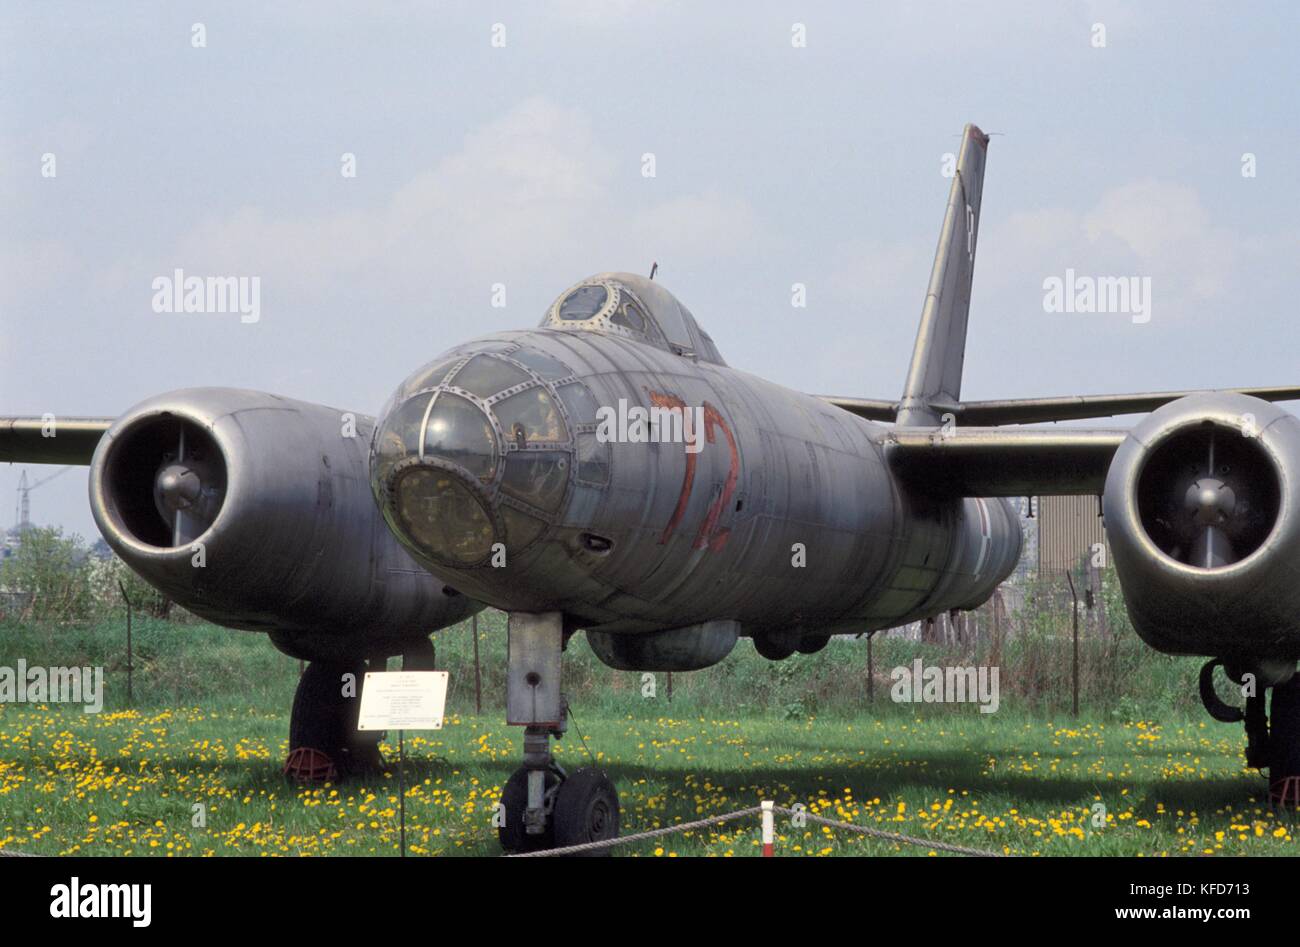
[
  {"left": 498, "top": 612, "right": 621, "bottom": 854},
  {"left": 498, "top": 728, "right": 563, "bottom": 852}
]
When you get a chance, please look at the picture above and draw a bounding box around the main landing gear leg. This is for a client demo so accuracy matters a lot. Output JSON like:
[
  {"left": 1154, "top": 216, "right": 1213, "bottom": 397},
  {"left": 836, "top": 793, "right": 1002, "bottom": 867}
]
[
  {"left": 497, "top": 612, "right": 620, "bottom": 855},
  {"left": 1268, "top": 675, "right": 1300, "bottom": 807},
  {"left": 1201, "top": 659, "right": 1300, "bottom": 808}
]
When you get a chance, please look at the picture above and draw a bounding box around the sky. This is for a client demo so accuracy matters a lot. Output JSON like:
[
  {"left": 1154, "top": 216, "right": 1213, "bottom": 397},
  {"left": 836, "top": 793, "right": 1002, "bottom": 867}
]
[{"left": 2, "top": 1, "right": 1299, "bottom": 539}]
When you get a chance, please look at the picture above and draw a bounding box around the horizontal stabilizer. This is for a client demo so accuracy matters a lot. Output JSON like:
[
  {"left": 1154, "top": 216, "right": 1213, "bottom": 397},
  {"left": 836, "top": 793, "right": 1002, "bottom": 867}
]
[
  {"left": 0, "top": 417, "right": 113, "bottom": 465},
  {"left": 819, "top": 397, "right": 898, "bottom": 422},
  {"left": 882, "top": 427, "right": 1126, "bottom": 496}
]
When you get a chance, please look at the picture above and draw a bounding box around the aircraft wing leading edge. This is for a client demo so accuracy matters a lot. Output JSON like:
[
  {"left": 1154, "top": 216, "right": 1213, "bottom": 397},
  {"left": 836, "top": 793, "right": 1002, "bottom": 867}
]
[
  {"left": 822, "top": 386, "right": 1300, "bottom": 427},
  {"left": 882, "top": 427, "right": 1126, "bottom": 497},
  {"left": 0, "top": 418, "right": 113, "bottom": 465}
]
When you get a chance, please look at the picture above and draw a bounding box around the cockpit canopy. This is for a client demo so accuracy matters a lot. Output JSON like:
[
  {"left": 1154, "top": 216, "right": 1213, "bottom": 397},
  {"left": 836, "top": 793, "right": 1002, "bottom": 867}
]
[{"left": 540, "top": 273, "right": 725, "bottom": 365}]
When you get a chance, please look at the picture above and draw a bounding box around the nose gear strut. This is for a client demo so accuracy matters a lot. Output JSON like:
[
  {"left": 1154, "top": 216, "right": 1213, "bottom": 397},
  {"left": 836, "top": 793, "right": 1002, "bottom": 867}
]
[{"left": 497, "top": 612, "right": 621, "bottom": 854}]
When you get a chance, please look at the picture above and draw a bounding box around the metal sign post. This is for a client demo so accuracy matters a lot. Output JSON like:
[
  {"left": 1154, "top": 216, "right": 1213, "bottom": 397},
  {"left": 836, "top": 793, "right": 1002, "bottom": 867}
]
[
  {"left": 397, "top": 729, "right": 405, "bottom": 856},
  {"left": 358, "top": 671, "right": 450, "bottom": 858}
]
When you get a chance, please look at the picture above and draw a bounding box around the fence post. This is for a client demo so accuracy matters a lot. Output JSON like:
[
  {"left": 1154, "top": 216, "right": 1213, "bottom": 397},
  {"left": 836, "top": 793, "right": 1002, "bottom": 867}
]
[
  {"left": 866, "top": 632, "right": 874, "bottom": 703},
  {"left": 991, "top": 591, "right": 1003, "bottom": 667},
  {"left": 472, "top": 612, "right": 482, "bottom": 715},
  {"left": 116, "top": 580, "right": 134, "bottom": 707},
  {"left": 1064, "top": 570, "right": 1080, "bottom": 717},
  {"left": 761, "top": 800, "right": 775, "bottom": 857}
]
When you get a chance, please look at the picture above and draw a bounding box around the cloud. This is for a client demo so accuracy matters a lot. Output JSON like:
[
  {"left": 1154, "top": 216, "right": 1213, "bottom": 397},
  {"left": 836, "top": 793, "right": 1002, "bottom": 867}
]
[
  {"left": 826, "top": 238, "right": 926, "bottom": 304},
  {"left": 630, "top": 191, "right": 774, "bottom": 261},
  {"left": 976, "top": 179, "right": 1267, "bottom": 319},
  {"left": 138, "top": 98, "right": 768, "bottom": 304},
  {"left": 1082, "top": 180, "right": 1238, "bottom": 300},
  {"left": 0, "top": 238, "right": 78, "bottom": 309}
]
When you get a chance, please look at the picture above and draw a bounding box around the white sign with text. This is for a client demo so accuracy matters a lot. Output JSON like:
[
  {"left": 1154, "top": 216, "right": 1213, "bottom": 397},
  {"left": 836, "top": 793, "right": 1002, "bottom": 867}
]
[{"left": 357, "top": 671, "right": 449, "bottom": 731}]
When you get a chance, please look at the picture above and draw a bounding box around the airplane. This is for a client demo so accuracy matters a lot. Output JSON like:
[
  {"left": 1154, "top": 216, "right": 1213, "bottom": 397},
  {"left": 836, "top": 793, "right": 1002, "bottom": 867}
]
[{"left": 5, "top": 122, "right": 1300, "bottom": 854}]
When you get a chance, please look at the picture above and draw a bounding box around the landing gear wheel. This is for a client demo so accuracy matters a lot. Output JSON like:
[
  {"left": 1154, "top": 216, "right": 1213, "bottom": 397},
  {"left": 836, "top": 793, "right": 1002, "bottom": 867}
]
[
  {"left": 1269, "top": 677, "right": 1300, "bottom": 808},
  {"left": 402, "top": 638, "right": 437, "bottom": 671},
  {"left": 796, "top": 635, "right": 830, "bottom": 655},
  {"left": 552, "top": 767, "right": 620, "bottom": 855},
  {"left": 286, "top": 660, "right": 383, "bottom": 782},
  {"left": 753, "top": 635, "right": 795, "bottom": 661},
  {"left": 498, "top": 767, "right": 558, "bottom": 852}
]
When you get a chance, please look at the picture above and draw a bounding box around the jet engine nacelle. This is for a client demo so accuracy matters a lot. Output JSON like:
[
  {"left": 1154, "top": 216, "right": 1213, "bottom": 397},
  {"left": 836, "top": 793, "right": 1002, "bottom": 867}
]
[
  {"left": 904, "top": 496, "right": 1024, "bottom": 621},
  {"left": 89, "top": 388, "right": 478, "bottom": 659},
  {"left": 1103, "top": 393, "right": 1300, "bottom": 663},
  {"left": 926, "top": 496, "right": 1024, "bottom": 614}
]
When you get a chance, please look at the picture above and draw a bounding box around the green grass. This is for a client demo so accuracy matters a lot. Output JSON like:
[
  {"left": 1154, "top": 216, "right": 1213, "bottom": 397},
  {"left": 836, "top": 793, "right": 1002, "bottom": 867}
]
[{"left": 0, "top": 614, "right": 1295, "bottom": 856}]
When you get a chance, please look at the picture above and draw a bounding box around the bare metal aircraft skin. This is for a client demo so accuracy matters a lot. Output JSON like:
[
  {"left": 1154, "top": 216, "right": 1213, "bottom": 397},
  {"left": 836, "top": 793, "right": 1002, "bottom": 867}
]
[
  {"left": 6, "top": 123, "right": 1300, "bottom": 850},
  {"left": 368, "top": 273, "right": 1021, "bottom": 669}
]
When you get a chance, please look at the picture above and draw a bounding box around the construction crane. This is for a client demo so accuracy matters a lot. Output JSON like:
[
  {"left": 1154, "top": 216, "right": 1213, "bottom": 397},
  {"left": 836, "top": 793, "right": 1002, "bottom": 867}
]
[{"left": 13, "top": 466, "right": 74, "bottom": 533}]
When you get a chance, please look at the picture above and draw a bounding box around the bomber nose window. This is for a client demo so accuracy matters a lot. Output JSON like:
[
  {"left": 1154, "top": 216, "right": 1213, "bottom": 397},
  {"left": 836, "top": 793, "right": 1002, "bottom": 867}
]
[
  {"left": 423, "top": 393, "right": 498, "bottom": 482},
  {"left": 494, "top": 387, "right": 567, "bottom": 444}
]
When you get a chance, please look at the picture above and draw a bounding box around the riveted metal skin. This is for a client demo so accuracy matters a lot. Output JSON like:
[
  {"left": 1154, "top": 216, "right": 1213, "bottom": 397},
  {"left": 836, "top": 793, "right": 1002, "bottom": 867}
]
[
  {"left": 1104, "top": 392, "right": 1300, "bottom": 661},
  {"left": 374, "top": 274, "right": 1023, "bottom": 646},
  {"left": 89, "top": 387, "right": 481, "bottom": 661}
]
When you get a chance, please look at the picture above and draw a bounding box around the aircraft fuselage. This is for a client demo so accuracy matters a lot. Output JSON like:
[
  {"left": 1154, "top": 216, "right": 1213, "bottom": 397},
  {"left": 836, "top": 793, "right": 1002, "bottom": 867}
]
[{"left": 373, "top": 322, "right": 1021, "bottom": 640}]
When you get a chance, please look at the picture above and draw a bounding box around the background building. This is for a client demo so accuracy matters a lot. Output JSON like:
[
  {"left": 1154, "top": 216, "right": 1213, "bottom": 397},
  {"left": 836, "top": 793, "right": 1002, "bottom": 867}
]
[{"left": 1036, "top": 495, "right": 1110, "bottom": 575}]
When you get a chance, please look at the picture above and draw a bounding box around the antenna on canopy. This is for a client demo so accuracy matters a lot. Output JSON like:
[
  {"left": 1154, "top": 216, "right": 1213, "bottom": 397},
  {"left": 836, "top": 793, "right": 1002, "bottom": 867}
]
[{"left": 649, "top": 261, "right": 658, "bottom": 280}]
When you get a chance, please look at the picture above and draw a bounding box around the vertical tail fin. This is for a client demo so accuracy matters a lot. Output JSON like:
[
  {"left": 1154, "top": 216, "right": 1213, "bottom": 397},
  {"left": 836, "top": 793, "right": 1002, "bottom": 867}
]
[{"left": 896, "top": 123, "right": 990, "bottom": 426}]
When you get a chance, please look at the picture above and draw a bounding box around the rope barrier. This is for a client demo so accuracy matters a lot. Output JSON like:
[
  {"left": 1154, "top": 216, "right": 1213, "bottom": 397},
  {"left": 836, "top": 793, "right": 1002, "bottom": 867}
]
[
  {"left": 790, "top": 808, "right": 1007, "bottom": 857},
  {"left": 507, "top": 806, "right": 764, "bottom": 858},
  {"left": 506, "top": 801, "right": 1007, "bottom": 858}
]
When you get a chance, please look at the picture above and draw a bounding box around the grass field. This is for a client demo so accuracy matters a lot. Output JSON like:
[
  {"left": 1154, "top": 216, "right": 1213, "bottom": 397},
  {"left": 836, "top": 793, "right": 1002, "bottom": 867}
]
[{"left": 0, "top": 612, "right": 1296, "bottom": 857}]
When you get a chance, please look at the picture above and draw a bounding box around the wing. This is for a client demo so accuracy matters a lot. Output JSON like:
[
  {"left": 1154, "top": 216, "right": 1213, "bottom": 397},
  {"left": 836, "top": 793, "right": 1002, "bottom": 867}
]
[
  {"left": 881, "top": 427, "right": 1126, "bottom": 497},
  {"left": 0, "top": 417, "right": 114, "bottom": 465},
  {"left": 823, "top": 385, "right": 1300, "bottom": 426}
]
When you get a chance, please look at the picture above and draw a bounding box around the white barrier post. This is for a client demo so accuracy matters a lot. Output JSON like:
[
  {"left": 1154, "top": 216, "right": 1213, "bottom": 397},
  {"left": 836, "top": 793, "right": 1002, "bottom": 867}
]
[{"left": 761, "top": 800, "right": 775, "bottom": 857}]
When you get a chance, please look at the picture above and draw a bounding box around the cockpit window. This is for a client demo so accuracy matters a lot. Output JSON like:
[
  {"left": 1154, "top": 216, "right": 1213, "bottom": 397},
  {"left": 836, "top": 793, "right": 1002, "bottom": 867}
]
[
  {"left": 557, "top": 284, "right": 610, "bottom": 321},
  {"left": 610, "top": 297, "right": 646, "bottom": 332},
  {"left": 538, "top": 273, "right": 726, "bottom": 365},
  {"left": 543, "top": 280, "right": 653, "bottom": 343}
]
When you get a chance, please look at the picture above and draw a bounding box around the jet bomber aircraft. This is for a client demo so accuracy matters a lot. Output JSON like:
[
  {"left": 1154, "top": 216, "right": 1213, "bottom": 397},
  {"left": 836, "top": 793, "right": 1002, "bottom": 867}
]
[{"left": 6, "top": 123, "right": 1300, "bottom": 853}]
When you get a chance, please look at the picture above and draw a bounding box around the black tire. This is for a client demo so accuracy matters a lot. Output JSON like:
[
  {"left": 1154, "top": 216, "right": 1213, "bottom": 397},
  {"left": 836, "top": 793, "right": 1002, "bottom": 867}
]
[
  {"left": 289, "top": 660, "right": 382, "bottom": 778},
  {"left": 1269, "top": 677, "right": 1300, "bottom": 781},
  {"left": 498, "top": 767, "right": 558, "bottom": 852},
  {"left": 402, "top": 638, "right": 437, "bottom": 671},
  {"left": 753, "top": 635, "right": 795, "bottom": 661},
  {"left": 552, "top": 767, "right": 620, "bottom": 855},
  {"left": 290, "top": 661, "right": 360, "bottom": 752}
]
